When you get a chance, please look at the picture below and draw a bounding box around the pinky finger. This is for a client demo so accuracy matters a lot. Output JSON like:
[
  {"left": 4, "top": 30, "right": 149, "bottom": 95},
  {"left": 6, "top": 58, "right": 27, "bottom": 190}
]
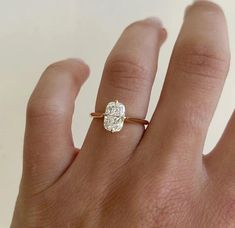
[{"left": 23, "top": 59, "right": 89, "bottom": 195}]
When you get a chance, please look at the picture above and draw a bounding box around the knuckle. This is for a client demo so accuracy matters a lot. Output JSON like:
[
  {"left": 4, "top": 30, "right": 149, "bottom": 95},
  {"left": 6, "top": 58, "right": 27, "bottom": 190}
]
[
  {"left": 218, "top": 184, "right": 235, "bottom": 226},
  {"left": 21, "top": 192, "right": 63, "bottom": 227},
  {"left": 27, "top": 97, "right": 68, "bottom": 121},
  {"left": 223, "top": 199, "right": 235, "bottom": 225},
  {"left": 44, "top": 59, "right": 89, "bottom": 84},
  {"left": 142, "top": 178, "right": 192, "bottom": 227},
  {"left": 169, "top": 102, "right": 212, "bottom": 137},
  {"left": 203, "top": 180, "right": 235, "bottom": 227},
  {"left": 208, "top": 197, "right": 235, "bottom": 227},
  {"left": 104, "top": 57, "right": 152, "bottom": 94},
  {"left": 220, "top": 201, "right": 235, "bottom": 227},
  {"left": 173, "top": 41, "right": 230, "bottom": 81}
]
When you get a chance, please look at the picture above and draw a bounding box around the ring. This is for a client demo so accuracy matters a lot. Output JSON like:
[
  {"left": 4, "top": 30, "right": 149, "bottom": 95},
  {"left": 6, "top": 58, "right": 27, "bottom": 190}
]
[{"left": 90, "top": 100, "right": 149, "bottom": 133}]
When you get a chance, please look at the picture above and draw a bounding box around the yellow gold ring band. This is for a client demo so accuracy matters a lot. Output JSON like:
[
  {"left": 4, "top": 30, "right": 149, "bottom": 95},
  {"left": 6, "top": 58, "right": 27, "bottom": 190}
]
[{"left": 90, "top": 100, "right": 149, "bottom": 133}]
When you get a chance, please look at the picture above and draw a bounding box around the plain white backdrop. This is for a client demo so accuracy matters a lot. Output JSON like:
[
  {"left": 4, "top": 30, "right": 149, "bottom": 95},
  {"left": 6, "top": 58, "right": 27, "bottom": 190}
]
[{"left": 0, "top": 0, "right": 234, "bottom": 227}]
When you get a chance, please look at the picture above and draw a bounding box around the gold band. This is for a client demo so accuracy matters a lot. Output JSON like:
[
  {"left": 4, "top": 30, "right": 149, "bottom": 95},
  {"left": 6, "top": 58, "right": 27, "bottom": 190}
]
[{"left": 90, "top": 112, "right": 149, "bottom": 125}]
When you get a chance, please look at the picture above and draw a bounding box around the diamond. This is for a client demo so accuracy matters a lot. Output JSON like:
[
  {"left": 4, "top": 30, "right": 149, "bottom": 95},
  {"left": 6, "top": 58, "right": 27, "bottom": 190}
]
[{"left": 104, "top": 101, "right": 125, "bottom": 132}]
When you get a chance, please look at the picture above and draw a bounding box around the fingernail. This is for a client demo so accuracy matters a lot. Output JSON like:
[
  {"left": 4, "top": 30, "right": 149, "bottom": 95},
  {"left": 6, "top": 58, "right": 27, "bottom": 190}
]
[
  {"left": 67, "top": 57, "right": 87, "bottom": 65},
  {"left": 193, "top": 0, "right": 211, "bottom": 4},
  {"left": 185, "top": 0, "right": 204, "bottom": 19},
  {"left": 66, "top": 58, "right": 90, "bottom": 80},
  {"left": 193, "top": 0, "right": 209, "bottom": 2},
  {"left": 160, "top": 28, "right": 167, "bottom": 44},
  {"left": 144, "top": 16, "right": 163, "bottom": 26},
  {"left": 143, "top": 17, "right": 167, "bottom": 43}
]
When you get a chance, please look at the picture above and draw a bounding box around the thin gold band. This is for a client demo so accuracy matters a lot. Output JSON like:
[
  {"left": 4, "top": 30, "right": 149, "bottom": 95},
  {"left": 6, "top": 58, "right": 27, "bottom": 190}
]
[{"left": 90, "top": 112, "right": 149, "bottom": 125}]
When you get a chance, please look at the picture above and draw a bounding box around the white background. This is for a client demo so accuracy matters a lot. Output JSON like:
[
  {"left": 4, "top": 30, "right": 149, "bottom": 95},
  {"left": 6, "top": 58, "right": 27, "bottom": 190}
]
[{"left": 0, "top": 0, "right": 234, "bottom": 227}]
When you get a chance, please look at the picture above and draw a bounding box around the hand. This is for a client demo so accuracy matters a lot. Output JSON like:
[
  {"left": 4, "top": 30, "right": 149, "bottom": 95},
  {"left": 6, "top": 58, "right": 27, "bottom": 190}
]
[{"left": 11, "top": 1, "right": 234, "bottom": 227}]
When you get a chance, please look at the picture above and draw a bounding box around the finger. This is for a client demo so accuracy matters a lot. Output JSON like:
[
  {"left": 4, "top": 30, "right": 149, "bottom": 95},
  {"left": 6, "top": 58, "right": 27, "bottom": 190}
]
[
  {"left": 23, "top": 59, "right": 89, "bottom": 194},
  {"left": 205, "top": 111, "right": 235, "bottom": 179},
  {"left": 77, "top": 18, "right": 166, "bottom": 173},
  {"left": 143, "top": 1, "right": 230, "bottom": 163}
]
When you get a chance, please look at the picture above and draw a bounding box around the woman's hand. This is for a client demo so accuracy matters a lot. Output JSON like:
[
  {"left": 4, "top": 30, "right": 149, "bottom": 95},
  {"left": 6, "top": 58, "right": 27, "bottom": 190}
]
[{"left": 11, "top": 1, "right": 234, "bottom": 227}]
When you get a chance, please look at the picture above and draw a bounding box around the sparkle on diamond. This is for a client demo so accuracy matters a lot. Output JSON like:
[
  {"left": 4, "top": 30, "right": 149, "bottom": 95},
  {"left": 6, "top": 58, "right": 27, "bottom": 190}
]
[{"left": 103, "top": 101, "right": 125, "bottom": 132}]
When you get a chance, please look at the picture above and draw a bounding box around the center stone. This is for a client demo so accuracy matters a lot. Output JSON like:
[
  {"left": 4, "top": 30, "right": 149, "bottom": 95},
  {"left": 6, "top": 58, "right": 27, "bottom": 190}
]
[{"left": 104, "top": 101, "right": 125, "bottom": 132}]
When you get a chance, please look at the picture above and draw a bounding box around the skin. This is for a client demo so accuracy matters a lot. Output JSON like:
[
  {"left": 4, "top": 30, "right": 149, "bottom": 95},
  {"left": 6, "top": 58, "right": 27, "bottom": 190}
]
[{"left": 11, "top": 1, "right": 235, "bottom": 227}]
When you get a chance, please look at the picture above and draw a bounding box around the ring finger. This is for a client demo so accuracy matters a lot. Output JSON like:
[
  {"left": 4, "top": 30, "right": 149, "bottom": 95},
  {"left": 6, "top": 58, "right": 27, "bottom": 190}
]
[{"left": 76, "top": 18, "right": 166, "bottom": 175}]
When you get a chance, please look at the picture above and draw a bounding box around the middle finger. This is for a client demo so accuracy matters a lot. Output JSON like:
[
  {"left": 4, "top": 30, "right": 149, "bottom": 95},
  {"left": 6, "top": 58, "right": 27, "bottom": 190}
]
[{"left": 142, "top": 1, "right": 230, "bottom": 166}]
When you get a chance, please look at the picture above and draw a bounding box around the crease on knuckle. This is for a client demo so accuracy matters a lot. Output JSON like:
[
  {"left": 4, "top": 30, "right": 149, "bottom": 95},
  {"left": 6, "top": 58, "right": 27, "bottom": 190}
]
[
  {"left": 27, "top": 98, "right": 68, "bottom": 121},
  {"left": 104, "top": 58, "right": 152, "bottom": 94},
  {"left": 163, "top": 102, "right": 211, "bottom": 138},
  {"left": 18, "top": 191, "right": 57, "bottom": 227},
  {"left": 143, "top": 178, "right": 192, "bottom": 227},
  {"left": 173, "top": 42, "right": 230, "bottom": 82},
  {"left": 44, "top": 61, "right": 84, "bottom": 85}
]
